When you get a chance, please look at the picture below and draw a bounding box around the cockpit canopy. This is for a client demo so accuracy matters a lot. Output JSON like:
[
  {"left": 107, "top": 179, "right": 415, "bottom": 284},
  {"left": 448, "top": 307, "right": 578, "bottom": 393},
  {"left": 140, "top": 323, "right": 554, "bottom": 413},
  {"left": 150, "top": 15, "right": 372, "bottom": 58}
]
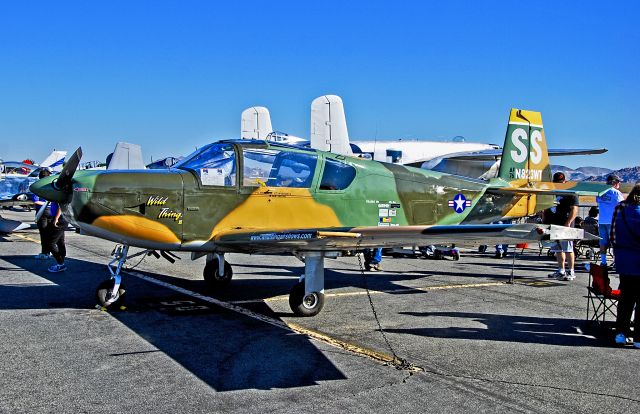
[
  {"left": 175, "top": 142, "right": 317, "bottom": 188},
  {"left": 174, "top": 142, "right": 356, "bottom": 190}
]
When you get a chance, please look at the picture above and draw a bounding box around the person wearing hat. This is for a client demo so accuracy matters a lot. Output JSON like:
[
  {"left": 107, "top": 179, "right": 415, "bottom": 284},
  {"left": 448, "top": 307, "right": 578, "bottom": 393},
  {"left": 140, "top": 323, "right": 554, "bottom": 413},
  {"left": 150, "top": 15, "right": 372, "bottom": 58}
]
[
  {"left": 548, "top": 172, "right": 579, "bottom": 280},
  {"left": 596, "top": 174, "right": 625, "bottom": 266}
]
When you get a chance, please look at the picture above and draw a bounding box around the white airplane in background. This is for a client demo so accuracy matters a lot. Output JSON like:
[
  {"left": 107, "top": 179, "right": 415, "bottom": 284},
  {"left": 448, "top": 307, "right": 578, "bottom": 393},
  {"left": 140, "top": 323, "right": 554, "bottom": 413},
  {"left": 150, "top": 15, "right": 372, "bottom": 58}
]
[
  {"left": 0, "top": 149, "right": 68, "bottom": 200},
  {"left": 241, "top": 95, "right": 607, "bottom": 180},
  {"left": 241, "top": 106, "right": 307, "bottom": 145},
  {"left": 1, "top": 143, "right": 146, "bottom": 233},
  {"left": 0, "top": 149, "right": 67, "bottom": 232}
]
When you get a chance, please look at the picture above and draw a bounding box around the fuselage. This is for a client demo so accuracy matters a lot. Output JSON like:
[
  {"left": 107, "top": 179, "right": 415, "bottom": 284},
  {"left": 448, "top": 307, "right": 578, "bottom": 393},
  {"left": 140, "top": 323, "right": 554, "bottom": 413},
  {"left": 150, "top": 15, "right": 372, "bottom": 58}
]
[{"left": 38, "top": 141, "right": 533, "bottom": 251}]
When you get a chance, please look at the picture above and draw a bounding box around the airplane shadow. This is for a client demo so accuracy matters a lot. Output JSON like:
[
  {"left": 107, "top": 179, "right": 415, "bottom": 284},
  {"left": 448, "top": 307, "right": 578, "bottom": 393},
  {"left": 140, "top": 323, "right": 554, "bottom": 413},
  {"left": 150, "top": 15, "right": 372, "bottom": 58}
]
[
  {"left": 0, "top": 255, "right": 347, "bottom": 391},
  {"left": 388, "top": 311, "right": 609, "bottom": 347}
]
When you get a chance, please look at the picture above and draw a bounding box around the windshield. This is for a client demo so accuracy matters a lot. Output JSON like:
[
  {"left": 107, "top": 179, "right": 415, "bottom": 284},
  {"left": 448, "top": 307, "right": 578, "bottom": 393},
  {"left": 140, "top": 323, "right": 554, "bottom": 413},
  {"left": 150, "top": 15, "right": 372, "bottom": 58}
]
[{"left": 175, "top": 143, "right": 236, "bottom": 186}]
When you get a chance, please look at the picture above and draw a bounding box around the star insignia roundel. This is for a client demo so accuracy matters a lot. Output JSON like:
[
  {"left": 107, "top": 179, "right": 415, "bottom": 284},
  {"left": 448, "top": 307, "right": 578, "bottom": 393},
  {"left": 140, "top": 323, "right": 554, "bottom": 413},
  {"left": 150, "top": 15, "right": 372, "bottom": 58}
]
[{"left": 448, "top": 193, "right": 471, "bottom": 214}]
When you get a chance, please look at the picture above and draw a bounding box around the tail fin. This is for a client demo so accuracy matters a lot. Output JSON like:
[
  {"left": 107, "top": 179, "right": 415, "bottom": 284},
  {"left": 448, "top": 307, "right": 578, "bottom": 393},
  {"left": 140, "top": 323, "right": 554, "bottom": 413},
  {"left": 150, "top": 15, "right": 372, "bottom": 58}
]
[
  {"left": 40, "top": 150, "right": 67, "bottom": 172},
  {"left": 310, "top": 95, "right": 353, "bottom": 156},
  {"left": 497, "top": 109, "right": 551, "bottom": 184},
  {"left": 241, "top": 106, "right": 273, "bottom": 140},
  {"left": 107, "top": 142, "right": 145, "bottom": 170}
]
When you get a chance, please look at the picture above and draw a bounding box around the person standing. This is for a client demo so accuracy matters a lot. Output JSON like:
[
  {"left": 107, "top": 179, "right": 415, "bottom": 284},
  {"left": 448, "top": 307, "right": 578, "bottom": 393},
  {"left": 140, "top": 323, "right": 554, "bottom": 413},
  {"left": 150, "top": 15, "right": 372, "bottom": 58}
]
[
  {"left": 611, "top": 184, "right": 640, "bottom": 348},
  {"left": 363, "top": 247, "right": 383, "bottom": 271},
  {"left": 32, "top": 169, "right": 52, "bottom": 259},
  {"left": 596, "top": 174, "right": 625, "bottom": 266},
  {"left": 547, "top": 172, "right": 579, "bottom": 281},
  {"left": 47, "top": 201, "right": 68, "bottom": 272}
]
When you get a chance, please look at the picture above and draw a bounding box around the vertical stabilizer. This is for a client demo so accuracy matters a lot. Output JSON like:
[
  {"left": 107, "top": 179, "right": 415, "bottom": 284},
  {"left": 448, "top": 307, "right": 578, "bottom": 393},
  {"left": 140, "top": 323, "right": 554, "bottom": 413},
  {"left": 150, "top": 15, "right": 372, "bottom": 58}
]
[
  {"left": 241, "top": 106, "right": 273, "bottom": 140},
  {"left": 497, "top": 109, "right": 551, "bottom": 184},
  {"left": 310, "top": 95, "right": 352, "bottom": 156},
  {"left": 107, "top": 142, "right": 146, "bottom": 170},
  {"left": 40, "top": 150, "right": 67, "bottom": 172}
]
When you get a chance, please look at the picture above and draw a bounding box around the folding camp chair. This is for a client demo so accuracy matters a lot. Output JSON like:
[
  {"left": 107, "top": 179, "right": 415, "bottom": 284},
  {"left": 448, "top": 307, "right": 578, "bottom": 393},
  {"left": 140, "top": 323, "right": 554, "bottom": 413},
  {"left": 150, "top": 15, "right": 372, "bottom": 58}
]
[{"left": 586, "top": 263, "right": 620, "bottom": 325}]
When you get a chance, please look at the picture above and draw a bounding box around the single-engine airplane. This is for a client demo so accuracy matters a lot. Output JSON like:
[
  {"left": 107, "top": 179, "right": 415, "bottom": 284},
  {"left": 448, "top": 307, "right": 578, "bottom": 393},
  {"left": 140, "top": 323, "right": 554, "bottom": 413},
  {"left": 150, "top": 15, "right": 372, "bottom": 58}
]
[{"left": 31, "top": 109, "right": 608, "bottom": 316}]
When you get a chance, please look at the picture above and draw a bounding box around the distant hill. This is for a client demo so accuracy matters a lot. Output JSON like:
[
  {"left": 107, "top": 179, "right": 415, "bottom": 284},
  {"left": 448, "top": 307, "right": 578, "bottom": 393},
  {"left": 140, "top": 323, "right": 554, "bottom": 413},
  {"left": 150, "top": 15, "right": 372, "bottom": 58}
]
[
  {"left": 585, "top": 166, "right": 640, "bottom": 184},
  {"left": 551, "top": 165, "right": 640, "bottom": 187},
  {"left": 551, "top": 165, "right": 613, "bottom": 181}
]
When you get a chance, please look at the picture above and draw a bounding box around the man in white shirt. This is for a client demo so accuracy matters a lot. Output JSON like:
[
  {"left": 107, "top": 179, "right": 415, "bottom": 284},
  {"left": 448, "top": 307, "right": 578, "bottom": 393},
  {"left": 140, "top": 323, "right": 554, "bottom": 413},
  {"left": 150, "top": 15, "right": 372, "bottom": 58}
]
[{"left": 596, "top": 174, "right": 625, "bottom": 265}]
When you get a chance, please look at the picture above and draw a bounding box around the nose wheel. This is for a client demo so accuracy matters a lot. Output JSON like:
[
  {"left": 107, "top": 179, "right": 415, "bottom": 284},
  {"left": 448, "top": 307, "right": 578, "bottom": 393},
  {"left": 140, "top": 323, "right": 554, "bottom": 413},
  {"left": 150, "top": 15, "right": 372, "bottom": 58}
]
[
  {"left": 96, "top": 279, "right": 126, "bottom": 309},
  {"left": 96, "top": 245, "right": 131, "bottom": 309}
]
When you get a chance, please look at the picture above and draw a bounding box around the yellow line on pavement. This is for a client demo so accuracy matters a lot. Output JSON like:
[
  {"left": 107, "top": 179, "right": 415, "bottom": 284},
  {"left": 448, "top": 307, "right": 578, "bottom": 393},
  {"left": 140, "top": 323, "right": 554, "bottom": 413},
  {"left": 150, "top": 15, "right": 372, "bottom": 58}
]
[
  {"left": 231, "top": 281, "right": 507, "bottom": 304},
  {"left": 11, "top": 233, "right": 41, "bottom": 244},
  {"left": 415, "top": 282, "right": 506, "bottom": 291},
  {"left": 285, "top": 322, "right": 420, "bottom": 370}
]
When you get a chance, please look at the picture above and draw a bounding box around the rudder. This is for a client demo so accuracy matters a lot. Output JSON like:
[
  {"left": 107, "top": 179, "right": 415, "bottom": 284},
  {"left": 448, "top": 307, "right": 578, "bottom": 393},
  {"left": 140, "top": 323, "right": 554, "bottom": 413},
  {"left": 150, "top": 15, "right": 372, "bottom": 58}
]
[{"left": 497, "top": 109, "right": 551, "bottom": 185}]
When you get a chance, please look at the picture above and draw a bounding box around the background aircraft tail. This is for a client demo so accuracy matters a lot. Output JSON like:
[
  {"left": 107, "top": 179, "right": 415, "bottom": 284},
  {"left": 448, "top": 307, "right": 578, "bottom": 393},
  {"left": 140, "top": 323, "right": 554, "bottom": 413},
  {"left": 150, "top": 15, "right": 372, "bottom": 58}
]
[
  {"left": 497, "top": 109, "right": 551, "bottom": 184},
  {"left": 40, "top": 150, "right": 67, "bottom": 172},
  {"left": 107, "top": 142, "right": 145, "bottom": 170},
  {"left": 241, "top": 106, "right": 273, "bottom": 140},
  {"left": 310, "top": 95, "right": 352, "bottom": 156}
]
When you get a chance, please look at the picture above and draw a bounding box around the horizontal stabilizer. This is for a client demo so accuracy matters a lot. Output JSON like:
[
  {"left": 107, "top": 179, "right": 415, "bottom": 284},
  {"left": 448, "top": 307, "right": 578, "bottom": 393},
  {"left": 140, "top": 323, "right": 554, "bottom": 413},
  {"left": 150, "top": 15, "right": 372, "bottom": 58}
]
[
  {"left": 429, "top": 147, "right": 608, "bottom": 162},
  {"left": 489, "top": 180, "right": 611, "bottom": 197}
]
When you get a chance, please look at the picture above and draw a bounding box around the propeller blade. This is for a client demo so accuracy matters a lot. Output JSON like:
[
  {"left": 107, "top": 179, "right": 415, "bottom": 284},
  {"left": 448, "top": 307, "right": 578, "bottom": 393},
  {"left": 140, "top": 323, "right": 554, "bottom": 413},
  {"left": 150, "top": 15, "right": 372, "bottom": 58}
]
[{"left": 53, "top": 147, "right": 82, "bottom": 192}]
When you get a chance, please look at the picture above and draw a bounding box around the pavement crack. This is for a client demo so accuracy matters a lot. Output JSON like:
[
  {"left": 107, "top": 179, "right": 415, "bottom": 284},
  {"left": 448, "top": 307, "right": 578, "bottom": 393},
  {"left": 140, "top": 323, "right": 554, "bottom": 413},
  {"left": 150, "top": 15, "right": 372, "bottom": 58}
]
[{"left": 419, "top": 367, "right": 640, "bottom": 404}]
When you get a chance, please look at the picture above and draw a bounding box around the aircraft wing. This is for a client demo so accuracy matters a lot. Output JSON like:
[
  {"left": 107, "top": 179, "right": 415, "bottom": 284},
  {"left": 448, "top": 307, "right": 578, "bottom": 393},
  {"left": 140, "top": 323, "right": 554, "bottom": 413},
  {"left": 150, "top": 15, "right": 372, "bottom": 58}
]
[{"left": 211, "top": 223, "right": 591, "bottom": 254}]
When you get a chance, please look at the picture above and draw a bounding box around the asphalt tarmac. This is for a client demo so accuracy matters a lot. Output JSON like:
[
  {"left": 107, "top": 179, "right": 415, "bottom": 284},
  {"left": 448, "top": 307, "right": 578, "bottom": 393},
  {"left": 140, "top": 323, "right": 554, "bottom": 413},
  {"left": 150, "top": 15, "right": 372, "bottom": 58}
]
[{"left": 1, "top": 209, "right": 638, "bottom": 413}]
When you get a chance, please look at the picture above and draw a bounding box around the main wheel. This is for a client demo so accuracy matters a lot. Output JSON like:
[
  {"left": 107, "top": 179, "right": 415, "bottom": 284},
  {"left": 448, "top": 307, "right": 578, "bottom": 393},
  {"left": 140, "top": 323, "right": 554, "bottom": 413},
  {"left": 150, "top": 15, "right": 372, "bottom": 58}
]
[
  {"left": 96, "top": 279, "right": 126, "bottom": 309},
  {"left": 203, "top": 259, "right": 233, "bottom": 289},
  {"left": 289, "top": 281, "right": 325, "bottom": 317}
]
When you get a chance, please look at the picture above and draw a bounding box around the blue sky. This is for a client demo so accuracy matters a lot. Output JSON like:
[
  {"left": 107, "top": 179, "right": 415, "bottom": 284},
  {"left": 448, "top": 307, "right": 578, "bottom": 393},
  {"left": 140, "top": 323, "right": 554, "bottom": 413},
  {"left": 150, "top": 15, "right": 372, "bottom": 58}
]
[{"left": 0, "top": 1, "right": 638, "bottom": 169}]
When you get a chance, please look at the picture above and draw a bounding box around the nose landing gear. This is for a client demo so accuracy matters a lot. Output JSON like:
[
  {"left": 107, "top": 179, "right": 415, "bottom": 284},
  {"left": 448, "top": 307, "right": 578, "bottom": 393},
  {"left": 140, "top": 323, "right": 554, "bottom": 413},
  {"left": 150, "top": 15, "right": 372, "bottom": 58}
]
[{"left": 96, "top": 245, "right": 130, "bottom": 309}]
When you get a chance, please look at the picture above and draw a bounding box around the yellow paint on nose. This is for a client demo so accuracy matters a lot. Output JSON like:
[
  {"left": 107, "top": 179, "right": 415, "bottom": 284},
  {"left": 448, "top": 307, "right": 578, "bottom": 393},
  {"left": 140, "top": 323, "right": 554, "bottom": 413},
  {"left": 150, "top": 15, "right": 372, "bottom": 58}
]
[
  {"left": 210, "top": 187, "right": 342, "bottom": 238},
  {"left": 93, "top": 215, "right": 180, "bottom": 244}
]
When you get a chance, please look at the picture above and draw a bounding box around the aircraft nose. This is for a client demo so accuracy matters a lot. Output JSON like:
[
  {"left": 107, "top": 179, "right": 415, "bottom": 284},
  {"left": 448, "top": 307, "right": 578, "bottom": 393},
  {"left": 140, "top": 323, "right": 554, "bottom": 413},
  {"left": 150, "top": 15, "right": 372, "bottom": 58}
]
[
  {"left": 29, "top": 147, "right": 83, "bottom": 203},
  {"left": 30, "top": 176, "right": 71, "bottom": 203}
]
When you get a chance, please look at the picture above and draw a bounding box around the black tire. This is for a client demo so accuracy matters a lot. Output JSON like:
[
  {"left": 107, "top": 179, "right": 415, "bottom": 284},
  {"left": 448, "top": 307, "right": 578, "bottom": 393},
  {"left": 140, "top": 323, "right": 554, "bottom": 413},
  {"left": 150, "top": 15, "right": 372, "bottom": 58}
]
[
  {"left": 203, "top": 259, "right": 233, "bottom": 289},
  {"left": 96, "top": 279, "right": 125, "bottom": 309},
  {"left": 452, "top": 250, "right": 461, "bottom": 261},
  {"left": 289, "top": 281, "right": 325, "bottom": 317},
  {"left": 478, "top": 245, "right": 488, "bottom": 253}
]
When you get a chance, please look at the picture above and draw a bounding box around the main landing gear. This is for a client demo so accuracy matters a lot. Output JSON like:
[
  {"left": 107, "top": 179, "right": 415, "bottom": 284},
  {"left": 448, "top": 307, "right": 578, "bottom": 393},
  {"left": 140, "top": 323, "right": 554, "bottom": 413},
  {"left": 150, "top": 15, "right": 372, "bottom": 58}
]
[
  {"left": 203, "top": 253, "right": 233, "bottom": 288},
  {"left": 202, "top": 251, "right": 327, "bottom": 317},
  {"left": 288, "top": 252, "right": 325, "bottom": 317}
]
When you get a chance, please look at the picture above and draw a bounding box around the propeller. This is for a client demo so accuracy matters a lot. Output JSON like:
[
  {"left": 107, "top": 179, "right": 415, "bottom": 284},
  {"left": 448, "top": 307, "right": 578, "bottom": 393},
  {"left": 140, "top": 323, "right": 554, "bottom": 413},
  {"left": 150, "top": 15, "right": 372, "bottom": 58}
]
[
  {"left": 52, "top": 147, "right": 82, "bottom": 192},
  {"left": 30, "top": 147, "right": 83, "bottom": 203}
]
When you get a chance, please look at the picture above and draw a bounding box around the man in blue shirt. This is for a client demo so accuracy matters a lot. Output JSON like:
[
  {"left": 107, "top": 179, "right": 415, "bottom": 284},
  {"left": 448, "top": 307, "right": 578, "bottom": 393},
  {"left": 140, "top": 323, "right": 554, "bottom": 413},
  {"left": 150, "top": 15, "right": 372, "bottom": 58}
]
[{"left": 597, "top": 174, "right": 625, "bottom": 266}]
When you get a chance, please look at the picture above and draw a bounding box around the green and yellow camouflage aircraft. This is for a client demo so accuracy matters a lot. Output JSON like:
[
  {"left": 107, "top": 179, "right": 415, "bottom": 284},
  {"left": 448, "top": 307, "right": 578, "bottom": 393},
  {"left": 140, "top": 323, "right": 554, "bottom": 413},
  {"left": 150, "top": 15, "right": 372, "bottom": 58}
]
[{"left": 31, "top": 109, "right": 608, "bottom": 316}]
